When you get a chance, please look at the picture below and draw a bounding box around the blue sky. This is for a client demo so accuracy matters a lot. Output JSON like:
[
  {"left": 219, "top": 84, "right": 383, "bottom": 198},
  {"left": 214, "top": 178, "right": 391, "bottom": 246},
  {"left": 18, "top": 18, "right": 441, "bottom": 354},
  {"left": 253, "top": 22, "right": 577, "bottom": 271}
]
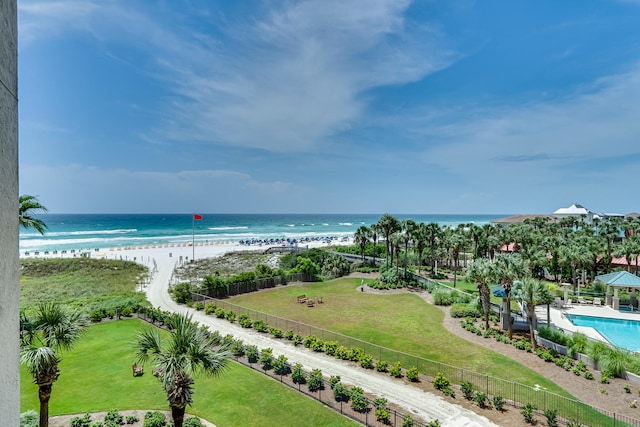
[{"left": 17, "top": 0, "right": 640, "bottom": 215}]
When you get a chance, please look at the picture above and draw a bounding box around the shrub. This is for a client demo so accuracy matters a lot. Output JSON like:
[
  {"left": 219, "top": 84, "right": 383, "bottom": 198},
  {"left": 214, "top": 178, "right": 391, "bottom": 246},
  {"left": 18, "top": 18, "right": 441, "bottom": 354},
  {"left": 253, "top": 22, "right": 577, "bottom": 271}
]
[
  {"left": 284, "top": 329, "right": 294, "bottom": 340},
  {"left": 349, "top": 347, "right": 365, "bottom": 362},
  {"left": 194, "top": 301, "right": 204, "bottom": 311},
  {"left": 450, "top": 303, "right": 481, "bottom": 318},
  {"left": 125, "top": 416, "right": 138, "bottom": 425},
  {"left": 335, "top": 346, "right": 350, "bottom": 360},
  {"left": 293, "top": 333, "right": 303, "bottom": 346},
  {"left": 238, "top": 314, "right": 252, "bottom": 328},
  {"left": 520, "top": 403, "right": 537, "bottom": 424},
  {"left": 274, "top": 354, "right": 291, "bottom": 375},
  {"left": 350, "top": 386, "right": 369, "bottom": 412},
  {"left": 401, "top": 414, "right": 415, "bottom": 427},
  {"left": 376, "top": 360, "right": 389, "bottom": 372},
  {"left": 433, "top": 288, "right": 453, "bottom": 306},
  {"left": 20, "top": 410, "right": 38, "bottom": 427},
  {"left": 231, "top": 339, "right": 245, "bottom": 357},
  {"left": 104, "top": 410, "right": 123, "bottom": 425},
  {"left": 253, "top": 320, "right": 269, "bottom": 332},
  {"left": 544, "top": 409, "right": 558, "bottom": 427},
  {"left": 89, "top": 422, "right": 104, "bottom": 427},
  {"left": 71, "top": 414, "right": 92, "bottom": 427},
  {"left": 214, "top": 308, "right": 225, "bottom": 318},
  {"left": 406, "top": 366, "right": 419, "bottom": 382},
  {"left": 600, "top": 347, "right": 632, "bottom": 378},
  {"left": 460, "top": 381, "right": 474, "bottom": 400},
  {"left": 143, "top": 411, "right": 166, "bottom": 427},
  {"left": 292, "top": 363, "right": 306, "bottom": 384},
  {"left": 432, "top": 372, "right": 455, "bottom": 398},
  {"left": 307, "top": 369, "right": 324, "bottom": 392},
  {"left": 324, "top": 341, "right": 338, "bottom": 356},
  {"left": 493, "top": 395, "right": 505, "bottom": 411},
  {"left": 246, "top": 345, "right": 259, "bottom": 363},
  {"left": 584, "top": 371, "right": 594, "bottom": 380},
  {"left": 375, "top": 402, "right": 391, "bottom": 425},
  {"left": 204, "top": 302, "right": 216, "bottom": 314},
  {"left": 270, "top": 327, "right": 284, "bottom": 339},
  {"left": 333, "top": 382, "right": 350, "bottom": 402},
  {"left": 225, "top": 310, "right": 236, "bottom": 322},
  {"left": 329, "top": 375, "right": 341, "bottom": 389},
  {"left": 183, "top": 418, "right": 204, "bottom": 427},
  {"left": 389, "top": 361, "right": 403, "bottom": 378},
  {"left": 427, "top": 421, "right": 441, "bottom": 427},
  {"left": 260, "top": 348, "right": 274, "bottom": 370},
  {"left": 360, "top": 354, "right": 374, "bottom": 369},
  {"left": 474, "top": 391, "right": 489, "bottom": 408},
  {"left": 600, "top": 374, "right": 610, "bottom": 384}
]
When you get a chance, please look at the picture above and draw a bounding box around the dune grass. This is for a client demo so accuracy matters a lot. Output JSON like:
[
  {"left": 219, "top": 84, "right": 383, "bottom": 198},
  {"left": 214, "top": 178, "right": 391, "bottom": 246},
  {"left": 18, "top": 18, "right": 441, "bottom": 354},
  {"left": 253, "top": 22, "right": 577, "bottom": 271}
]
[
  {"left": 228, "top": 277, "right": 571, "bottom": 397},
  {"left": 20, "top": 258, "right": 147, "bottom": 312},
  {"left": 20, "top": 319, "right": 358, "bottom": 427}
]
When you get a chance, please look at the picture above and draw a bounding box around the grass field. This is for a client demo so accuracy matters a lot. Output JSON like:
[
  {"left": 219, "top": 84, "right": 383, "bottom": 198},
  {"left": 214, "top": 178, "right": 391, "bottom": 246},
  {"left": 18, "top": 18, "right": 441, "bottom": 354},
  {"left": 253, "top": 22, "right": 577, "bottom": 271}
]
[
  {"left": 20, "top": 258, "right": 147, "bottom": 312},
  {"left": 20, "top": 319, "right": 358, "bottom": 427},
  {"left": 228, "top": 277, "right": 571, "bottom": 397}
]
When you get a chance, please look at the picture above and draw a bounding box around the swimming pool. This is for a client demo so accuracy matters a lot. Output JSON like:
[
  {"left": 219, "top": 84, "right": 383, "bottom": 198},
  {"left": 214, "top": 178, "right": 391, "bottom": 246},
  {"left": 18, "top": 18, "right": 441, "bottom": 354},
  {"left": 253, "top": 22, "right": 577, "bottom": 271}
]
[{"left": 566, "top": 314, "right": 640, "bottom": 352}]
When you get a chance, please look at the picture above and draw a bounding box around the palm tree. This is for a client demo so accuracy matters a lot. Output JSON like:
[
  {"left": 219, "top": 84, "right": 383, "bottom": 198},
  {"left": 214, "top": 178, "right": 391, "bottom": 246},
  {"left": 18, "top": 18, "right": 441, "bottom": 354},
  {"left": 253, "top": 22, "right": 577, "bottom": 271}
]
[
  {"left": 376, "top": 214, "right": 401, "bottom": 268},
  {"left": 354, "top": 226, "right": 370, "bottom": 263},
  {"left": 493, "top": 253, "right": 529, "bottom": 339},
  {"left": 20, "top": 303, "right": 88, "bottom": 427},
  {"left": 465, "top": 258, "right": 494, "bottom": 330},
  {"left": 19, "top": 194, "right": 48, "bottom": 234},
  {"left": 135, "top": 313, "right": 232, "bottom": 427},
  {"left": 513, "top": 278, "right": 545, "bottom": 349}
]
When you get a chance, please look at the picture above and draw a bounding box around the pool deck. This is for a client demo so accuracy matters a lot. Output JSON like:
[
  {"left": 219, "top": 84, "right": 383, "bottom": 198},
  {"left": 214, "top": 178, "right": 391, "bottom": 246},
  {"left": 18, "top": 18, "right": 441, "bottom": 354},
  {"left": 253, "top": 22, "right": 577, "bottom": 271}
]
[{"left": 535, "top": 302, "right": 640, "bottom": 343}]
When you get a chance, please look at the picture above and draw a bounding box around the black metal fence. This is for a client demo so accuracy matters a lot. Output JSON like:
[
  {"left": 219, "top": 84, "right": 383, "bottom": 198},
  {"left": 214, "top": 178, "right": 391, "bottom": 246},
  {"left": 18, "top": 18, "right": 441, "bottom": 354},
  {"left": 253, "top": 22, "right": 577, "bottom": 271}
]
[{"left": 190, "top": 295, "right": 640, "bottom": 427}]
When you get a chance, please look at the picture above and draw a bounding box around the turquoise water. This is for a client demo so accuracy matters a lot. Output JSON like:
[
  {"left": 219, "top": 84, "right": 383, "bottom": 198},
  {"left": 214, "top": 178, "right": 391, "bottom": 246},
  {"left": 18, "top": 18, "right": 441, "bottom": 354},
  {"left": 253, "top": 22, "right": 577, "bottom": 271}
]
[
  {"left": 19, "top": 213, "right": 506, "bottom": 253},
  {"left": 566, "top": 314, "right": 640, "bottom": 352}
]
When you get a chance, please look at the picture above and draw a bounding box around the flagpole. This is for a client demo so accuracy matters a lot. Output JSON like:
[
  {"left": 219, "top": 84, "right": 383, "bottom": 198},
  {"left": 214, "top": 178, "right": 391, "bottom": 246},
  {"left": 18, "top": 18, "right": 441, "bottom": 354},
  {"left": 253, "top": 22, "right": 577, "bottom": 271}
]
[{"left": 192, "top": 214, "right": 195, "bottom": 262}]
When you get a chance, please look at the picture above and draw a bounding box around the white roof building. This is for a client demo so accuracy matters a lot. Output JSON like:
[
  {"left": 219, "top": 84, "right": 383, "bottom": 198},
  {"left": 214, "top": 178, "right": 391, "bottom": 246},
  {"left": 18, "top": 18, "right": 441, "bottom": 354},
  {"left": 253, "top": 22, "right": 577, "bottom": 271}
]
[{"left": 552, "top": 203, "right": 596, "bottom": 222}]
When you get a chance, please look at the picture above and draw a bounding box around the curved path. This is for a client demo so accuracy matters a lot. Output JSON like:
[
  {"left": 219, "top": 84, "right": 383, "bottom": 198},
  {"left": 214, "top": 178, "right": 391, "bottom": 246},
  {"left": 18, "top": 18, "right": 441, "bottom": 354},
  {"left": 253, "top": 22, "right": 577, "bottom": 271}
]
[{"left": 144, "top": 253, "right": 500, "bottom": 427}]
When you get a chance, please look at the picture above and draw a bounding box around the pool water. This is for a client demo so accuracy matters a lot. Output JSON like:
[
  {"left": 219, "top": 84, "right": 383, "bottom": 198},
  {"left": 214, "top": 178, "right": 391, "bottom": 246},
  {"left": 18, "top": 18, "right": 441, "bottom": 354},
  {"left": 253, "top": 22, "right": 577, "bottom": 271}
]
[{"left": 566, "top": 314, "right": 640, "bottom": 352}]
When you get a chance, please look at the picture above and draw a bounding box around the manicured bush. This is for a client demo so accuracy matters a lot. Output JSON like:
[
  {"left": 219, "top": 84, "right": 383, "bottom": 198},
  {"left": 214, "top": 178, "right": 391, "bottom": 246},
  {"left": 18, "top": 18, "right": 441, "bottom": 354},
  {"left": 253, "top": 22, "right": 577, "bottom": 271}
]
[
  {"left": 520, "top": 403, "right": 537, "bottom": 424},
  {"left": 284, "top": 329, "right": 294, "bottom": 340},
  {"left": 584, "top": 371, "right": 594, "bottom": 380},
  {"left": 450, "top": 303, "right": 481, "bottom": 318},
  {"left": 231, "top": 339, "right": 245, "bottom": 357},
  {"left": 544, "top": 409, "right": 558, "bottom": 427},
  {"left": 260, "top": 348, "right": 274, "bottom": 370},
  {"left": 401, "top": 414, "right": 415, "bottom": 427},
  {"left": 350, "top": 386, "right": 369, "bottom": 412},
  {"left": 214, "top": 308, "right": 225, "bottom": 318},
  {"left": 389, "top": 361, "right": 403, "bottom": 378},
  {"left": 433, "top": 288, "right": 453, "bottom": 306},
  {"left": 183, "top": 417, "right": 204, "bottom": 427},
  {"left": 307, "top": 369, "right": 324, "bottom": 392},
  {"left": 269, "top": 327, "right": 284, "bottom": 339},
  {"left": 125, "top": 416, "right": 138, "bottom": 424},
  {"left": 194, "top": 301, "right": 204, "bottom": 311},
  {"left": 324, "top": 341, "right": 338, "bottom": 356},
  {"left": 329, "top": 375, "right": 341, "bottom": 389},
  {"left": 474, "top": 391, "right": 489, "bottom": 408},
  {"left": 71, "top": 414, "right": 92, "bottom": 427},
  {"left": 171, "top": 282, "right": 192, "bottom": 304},
  {"left": 333, "top": 382, "right": 350, "bottom": 402},
  {"left": 335, "top": 345, "right": 350, "bottom": 360},
  {"left": 493, "top": 395, "right": 505, "bottom": 411},
  {"left": 246, "top": 345, "right": 259, "bottom": 363},
  {"left": 104, "top": 410, "right": 123, "bottom": 425},
  {"left": 292, "top": 363, "right": 306, "bottom": 384},
  {"left": 204, "top": 302, "right": 216, "bottom": 314},
  {"left": 253, "top": 319, "right": 269, "bottom": 332},
  {"left": 143, "top": 411, "right": 166, "bottom": 427},
  {"left": 374, "top": 398, "right": 391, "bottom": 424},
  {"left": 225, "top": 310, "right": 236, "bottom": 322},
  {"left": 274, "top": 354, "right": 291, "bottom": 375},
  {"left": 461, "top": 381, "right": 474, "bottom": 400},
  {"left": 359, "top": 354, "right": 374, "bottom": 369},
  {"left": 406, "top": 366, "right": 419, "bottom": 382},
  {"left": 349, "top": 347, "right": 365, "bottom": 362},
  {"left": 432, "top": 372, "right": 455, "bottom": 398},
  {"left": 20, "top": 410, "right": 38, "bottom": 427},
  {"left": 376, "top": 360, "right": 389, "bottom": 372},
  {"left": 238, "top": 314, "right": 252, "bottom": 328}
]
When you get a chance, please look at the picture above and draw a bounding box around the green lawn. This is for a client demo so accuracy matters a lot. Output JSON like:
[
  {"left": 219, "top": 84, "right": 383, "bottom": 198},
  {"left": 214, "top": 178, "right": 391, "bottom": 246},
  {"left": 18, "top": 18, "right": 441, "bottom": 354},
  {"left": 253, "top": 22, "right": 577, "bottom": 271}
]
[
  {"left": 20, "top": 319, "right": 358, "bottom": 427},
  {"left": 228, "top": 277, "right": 571, "bottom": 397}
]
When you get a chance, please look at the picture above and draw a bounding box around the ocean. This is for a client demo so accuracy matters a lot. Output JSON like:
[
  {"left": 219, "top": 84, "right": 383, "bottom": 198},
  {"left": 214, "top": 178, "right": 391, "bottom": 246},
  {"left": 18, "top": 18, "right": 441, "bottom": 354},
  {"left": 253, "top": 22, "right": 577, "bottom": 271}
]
[{"left": 19, "top": 213, "right": 507, "bottom": 254}]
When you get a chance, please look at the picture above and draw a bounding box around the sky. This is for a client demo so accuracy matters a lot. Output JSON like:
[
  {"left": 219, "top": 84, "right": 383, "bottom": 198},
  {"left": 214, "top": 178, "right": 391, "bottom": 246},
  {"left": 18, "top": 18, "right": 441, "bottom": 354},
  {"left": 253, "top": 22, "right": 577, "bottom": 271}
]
[{"left": 17, "top": 0, "right": 640, "bottom": 215}]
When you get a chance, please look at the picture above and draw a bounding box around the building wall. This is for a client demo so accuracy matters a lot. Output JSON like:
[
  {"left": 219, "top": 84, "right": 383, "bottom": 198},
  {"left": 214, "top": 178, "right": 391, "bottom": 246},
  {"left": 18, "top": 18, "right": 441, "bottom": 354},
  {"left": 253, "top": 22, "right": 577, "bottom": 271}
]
[{"left": 0, "top": 0, "right": 20, "bottom": 425}]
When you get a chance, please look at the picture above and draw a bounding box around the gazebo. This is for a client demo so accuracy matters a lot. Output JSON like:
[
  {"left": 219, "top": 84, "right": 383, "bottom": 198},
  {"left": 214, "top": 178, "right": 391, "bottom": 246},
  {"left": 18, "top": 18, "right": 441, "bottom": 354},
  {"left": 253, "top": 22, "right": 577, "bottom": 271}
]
[{"left": 595, "top": 271, "right": 640, "bottom": 310}]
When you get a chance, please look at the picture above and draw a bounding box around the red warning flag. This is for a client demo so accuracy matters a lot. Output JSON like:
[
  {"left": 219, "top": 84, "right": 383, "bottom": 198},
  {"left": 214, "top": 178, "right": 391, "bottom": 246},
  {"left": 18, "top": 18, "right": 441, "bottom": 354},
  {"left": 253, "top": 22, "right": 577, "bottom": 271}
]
[{"left": 193, "top": 214, "right": 202, "bottom": 220}]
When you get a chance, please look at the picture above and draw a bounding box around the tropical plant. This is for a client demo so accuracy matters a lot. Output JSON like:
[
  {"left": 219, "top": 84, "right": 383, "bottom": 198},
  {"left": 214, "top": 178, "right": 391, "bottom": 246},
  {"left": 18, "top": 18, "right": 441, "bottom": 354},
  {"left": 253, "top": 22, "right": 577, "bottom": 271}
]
[
  {"left": 134, "top": 313, "right": 231, "bottom": 427},
  {"left": 513, "top": 278, "right": 546, "bottom": 349},
  {"left": 19, "top": 194, "right": 48, "bottom": 234},
  {"left": 493, "top": 253, "right": 529, "bottom": 339},
  {"left": 20, "top": 303, "right": 88, "bottom": 427},
  {"left": 465, "top": 258, "right": 495, "bottom": 329}
]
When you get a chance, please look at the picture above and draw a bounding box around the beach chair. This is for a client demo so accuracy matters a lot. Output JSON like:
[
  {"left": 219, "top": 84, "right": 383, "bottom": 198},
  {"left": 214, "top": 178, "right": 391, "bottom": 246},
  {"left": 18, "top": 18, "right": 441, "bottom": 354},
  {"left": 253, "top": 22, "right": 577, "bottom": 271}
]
[
  {"left": 593, "top": 297, "right": 602, "bottom": 306},
  {"left": 132, "top": 363, "right": 144, "bottom": 377},
  {"left": 565, "top": 299, "right": 573, "bottom": 308},
  {"left": 577, "top": 296, "right": 586, "bottom": 305}
]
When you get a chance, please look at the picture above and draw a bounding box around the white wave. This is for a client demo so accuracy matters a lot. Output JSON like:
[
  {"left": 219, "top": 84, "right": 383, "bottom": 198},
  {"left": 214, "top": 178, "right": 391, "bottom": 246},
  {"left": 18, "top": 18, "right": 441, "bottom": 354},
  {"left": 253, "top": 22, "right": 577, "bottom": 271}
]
[
  {"left": 339, "top": 222, "right": 353, "bottom": 226},
  {"left": 286, "top": 224, "right": 295, "bottom": 227},
  {"left": 23, "top": 229, "right": 138, "bottom": 237},
  {"left": 208, "top": 226, "right": 249, "bottom": 231}
]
